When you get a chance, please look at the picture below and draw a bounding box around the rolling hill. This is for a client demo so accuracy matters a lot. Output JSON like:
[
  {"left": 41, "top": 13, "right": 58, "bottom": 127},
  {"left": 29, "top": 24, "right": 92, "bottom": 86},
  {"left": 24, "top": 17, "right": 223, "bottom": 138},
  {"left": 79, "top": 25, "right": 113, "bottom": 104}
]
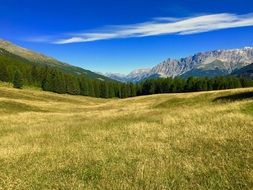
[{"left": 0, "top": 83, "right": 252, "bottom": 189}]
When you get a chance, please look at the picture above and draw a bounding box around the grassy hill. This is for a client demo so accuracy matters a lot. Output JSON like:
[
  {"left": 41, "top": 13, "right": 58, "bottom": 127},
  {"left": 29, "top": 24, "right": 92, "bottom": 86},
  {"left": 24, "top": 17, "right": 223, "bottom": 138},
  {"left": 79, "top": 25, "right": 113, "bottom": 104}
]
[{"left": 0, "top": 84, "right": 252, "bottom": 189}]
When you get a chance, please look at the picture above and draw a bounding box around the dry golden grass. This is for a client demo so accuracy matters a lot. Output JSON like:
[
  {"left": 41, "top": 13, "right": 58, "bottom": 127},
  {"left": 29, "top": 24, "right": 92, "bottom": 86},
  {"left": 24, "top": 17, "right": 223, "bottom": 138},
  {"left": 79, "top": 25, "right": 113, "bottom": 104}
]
[{"left": 0, "top": 84, "right": 252, "bottom": 189}]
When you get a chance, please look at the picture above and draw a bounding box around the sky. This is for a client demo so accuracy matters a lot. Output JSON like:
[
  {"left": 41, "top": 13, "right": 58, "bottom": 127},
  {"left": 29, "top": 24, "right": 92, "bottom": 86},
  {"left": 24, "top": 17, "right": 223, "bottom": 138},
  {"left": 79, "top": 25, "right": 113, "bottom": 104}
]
[{"left": 1, "top": 0, "right": 253, "bottom": 74}]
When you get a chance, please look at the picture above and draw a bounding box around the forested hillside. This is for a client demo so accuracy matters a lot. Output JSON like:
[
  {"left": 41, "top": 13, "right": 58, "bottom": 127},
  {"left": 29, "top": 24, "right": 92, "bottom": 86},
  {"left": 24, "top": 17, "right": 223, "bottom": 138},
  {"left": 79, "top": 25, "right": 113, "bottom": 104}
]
[
  {"left": 232, "top": 63, "right": 253, "bottom": 78},
  {"left": 0, "top": 39, "right": 111, "bottom": 81},
  {"left": 0, "top": 48, "right": 137, "bottom": 98}
]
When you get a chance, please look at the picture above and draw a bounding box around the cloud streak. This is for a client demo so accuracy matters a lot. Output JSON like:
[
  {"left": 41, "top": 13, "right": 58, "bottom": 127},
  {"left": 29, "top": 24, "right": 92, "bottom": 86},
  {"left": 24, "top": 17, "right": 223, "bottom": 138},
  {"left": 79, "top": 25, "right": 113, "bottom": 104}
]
[{"left": 52, "top": 13, "right": 253, "bottom": 44}]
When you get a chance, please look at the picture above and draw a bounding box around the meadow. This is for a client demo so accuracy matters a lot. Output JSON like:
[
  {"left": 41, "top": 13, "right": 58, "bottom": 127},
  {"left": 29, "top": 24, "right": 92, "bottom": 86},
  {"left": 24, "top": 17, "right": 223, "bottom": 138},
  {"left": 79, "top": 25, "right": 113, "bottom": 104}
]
[{"left": 0, "top": 83, "right": 252, "bottom": 189}]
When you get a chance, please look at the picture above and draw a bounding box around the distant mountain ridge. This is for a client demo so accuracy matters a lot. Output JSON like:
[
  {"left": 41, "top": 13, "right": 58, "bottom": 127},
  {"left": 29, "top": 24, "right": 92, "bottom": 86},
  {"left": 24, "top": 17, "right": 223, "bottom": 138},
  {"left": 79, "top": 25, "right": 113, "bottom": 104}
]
[
  {"left": 106, "top": 68, "right": 151, "bottom": 83},
  {"left": 0, "top": 39, "right": 111, "bottom": 81},
  {"left": 106, "top": 47, "right": 253, "bottom": 82}
]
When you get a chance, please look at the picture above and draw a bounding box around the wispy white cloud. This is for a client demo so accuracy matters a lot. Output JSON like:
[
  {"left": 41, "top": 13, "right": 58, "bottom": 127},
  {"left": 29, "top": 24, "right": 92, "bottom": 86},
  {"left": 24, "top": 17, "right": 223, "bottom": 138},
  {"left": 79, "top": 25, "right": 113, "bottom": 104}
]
[
  {"left": 24, "top": 36, "right": 53, "bottom": 43},
  {"left": 39, "top": 13, "right": 253, "bottom": 44}
]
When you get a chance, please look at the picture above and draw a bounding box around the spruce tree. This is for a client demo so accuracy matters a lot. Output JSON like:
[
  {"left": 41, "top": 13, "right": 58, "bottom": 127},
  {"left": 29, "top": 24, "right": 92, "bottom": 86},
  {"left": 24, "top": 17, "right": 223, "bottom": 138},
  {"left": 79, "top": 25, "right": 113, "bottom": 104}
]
[
  {"left": 89, "top": 81, "right": 95, "bottom": 97},
  {"left": 0, "top": 64, "right": 9, "bottom": 82},
  {"left": 80, "top": 78, "right": 89, "bottom": 96},
  {"left": 13, "top": 70, "right": 23, "bottom": 89}
]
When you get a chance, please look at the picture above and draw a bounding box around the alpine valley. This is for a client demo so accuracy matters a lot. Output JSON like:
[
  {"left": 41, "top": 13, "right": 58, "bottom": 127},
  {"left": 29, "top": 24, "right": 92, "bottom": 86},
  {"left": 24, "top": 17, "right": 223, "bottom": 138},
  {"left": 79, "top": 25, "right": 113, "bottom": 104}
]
[
  {"left": 2, "top": 39, "right": 253, "bottom": 83},
  {"left": 106, "top": 47, "right": 253, "bottom": 82}
]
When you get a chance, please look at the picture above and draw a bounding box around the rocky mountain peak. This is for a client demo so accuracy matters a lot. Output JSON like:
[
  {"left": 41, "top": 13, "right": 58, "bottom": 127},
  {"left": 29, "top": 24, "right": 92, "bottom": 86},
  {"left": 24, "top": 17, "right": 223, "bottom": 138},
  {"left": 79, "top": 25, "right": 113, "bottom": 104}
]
[{"left": 105, "top": 47, "right": 253, "bottom": 82}]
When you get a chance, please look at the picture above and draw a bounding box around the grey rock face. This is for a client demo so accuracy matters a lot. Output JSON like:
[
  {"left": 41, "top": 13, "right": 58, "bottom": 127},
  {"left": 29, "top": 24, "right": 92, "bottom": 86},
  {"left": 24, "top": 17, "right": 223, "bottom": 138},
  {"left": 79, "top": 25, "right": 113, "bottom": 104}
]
[
  {"left": 151, "top": 47, "right": 253, "bottom": 78},
  {"left": 106, "top": 47, "right": 253, "bottom": 82}
]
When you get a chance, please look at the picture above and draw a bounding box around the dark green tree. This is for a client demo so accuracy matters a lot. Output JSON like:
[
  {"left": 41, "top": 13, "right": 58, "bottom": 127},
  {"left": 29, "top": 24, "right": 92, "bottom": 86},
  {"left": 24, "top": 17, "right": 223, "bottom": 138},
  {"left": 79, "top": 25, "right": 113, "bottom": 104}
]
[
  {"left": 13, "top": 70, "right": 23, "bottom": 89},
  {"left": 65, "top": 75, "right": 80, "bottom": 95},
  {"left": 0, "top": 64, "right": 9, "bottom": 82}
]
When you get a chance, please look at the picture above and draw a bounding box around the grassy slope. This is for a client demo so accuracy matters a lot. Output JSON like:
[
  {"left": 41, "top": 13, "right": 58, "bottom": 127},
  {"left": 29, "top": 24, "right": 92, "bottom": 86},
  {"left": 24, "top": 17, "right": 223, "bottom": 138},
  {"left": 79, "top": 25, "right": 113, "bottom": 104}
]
[{"left": 0, "top": 84, "right": 252, "bottom": 189}]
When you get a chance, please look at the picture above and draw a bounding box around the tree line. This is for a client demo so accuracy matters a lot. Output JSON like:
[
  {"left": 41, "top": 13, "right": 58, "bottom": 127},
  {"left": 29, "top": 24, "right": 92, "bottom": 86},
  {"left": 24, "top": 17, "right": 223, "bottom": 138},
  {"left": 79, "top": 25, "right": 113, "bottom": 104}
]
[
  {"left": 137, "top": 76, "right": 253, "bottom": 95},
  {"left": 1, "top": 50, "right": 253, "bottom": 98}
]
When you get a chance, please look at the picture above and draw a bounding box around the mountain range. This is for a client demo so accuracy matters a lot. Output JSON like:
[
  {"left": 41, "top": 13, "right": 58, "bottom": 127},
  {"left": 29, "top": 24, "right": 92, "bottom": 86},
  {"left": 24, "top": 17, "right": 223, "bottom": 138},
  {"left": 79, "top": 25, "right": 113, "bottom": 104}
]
[
  {"left": 1, "top": 39, "right": 253, "bottom": 83},
  {"left": 106, "top": 47, "right": 253, "bottom": 82}
]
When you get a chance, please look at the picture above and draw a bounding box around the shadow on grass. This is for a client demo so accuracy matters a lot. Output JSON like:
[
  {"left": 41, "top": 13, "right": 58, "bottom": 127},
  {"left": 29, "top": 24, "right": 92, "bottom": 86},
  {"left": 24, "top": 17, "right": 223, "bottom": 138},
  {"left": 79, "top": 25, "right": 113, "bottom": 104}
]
[
  {"left": 213, "top": 92, "right": 253, "bottom": 102},
  {"left": 0, "top": 101, "right": 48, "bottom": 114}
]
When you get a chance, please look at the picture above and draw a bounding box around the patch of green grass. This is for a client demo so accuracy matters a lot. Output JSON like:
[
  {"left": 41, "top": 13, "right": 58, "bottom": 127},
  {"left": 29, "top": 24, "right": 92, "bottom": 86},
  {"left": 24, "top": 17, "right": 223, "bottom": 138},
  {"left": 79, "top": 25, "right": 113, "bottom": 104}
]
[
  {"left": 0, "top": 100, "right": 45, "bottom": 113},
  {"left": 154, "top": 92, "right": 214, "bottom": 109},
  {"left": 242, "top": 102, "right": 253, "bottom": 115}
]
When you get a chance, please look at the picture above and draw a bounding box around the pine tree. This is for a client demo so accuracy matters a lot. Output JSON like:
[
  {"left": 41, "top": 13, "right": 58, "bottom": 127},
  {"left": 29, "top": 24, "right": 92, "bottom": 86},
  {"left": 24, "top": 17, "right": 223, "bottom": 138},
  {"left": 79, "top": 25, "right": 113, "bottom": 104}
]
[
  {"left": 13, "top": 70, "right": 23, "bottom": 89},
  {"left": 65, "top": 75, "right": 80, "bottom": 95},
  {"left": 88, "top": 80, "right": 96, "bottom": 97},
  {"left": 92, "top": 81, "right": 99, "bottom": 97},
  {"left": 130, "top": 83, "right": 137, "bottom": 97},
  {"left": 79, "top": 78, "right": 89, "bottom": 96},
  {"left": 100, "top": 82, "right": 109, "bottom": 98},
  {"left": 0, "top": 64, "right": 9, "bottom": 82},
  {"left": 55, "top": 71, "right": 66, "bottom": 93}
]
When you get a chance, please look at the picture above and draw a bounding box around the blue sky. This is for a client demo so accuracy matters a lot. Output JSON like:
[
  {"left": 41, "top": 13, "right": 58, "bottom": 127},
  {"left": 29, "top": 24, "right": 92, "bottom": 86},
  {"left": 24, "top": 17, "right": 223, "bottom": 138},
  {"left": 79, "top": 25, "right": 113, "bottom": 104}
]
[{"left": 1, "top": 0, "right": 253, "bottom": 74}]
